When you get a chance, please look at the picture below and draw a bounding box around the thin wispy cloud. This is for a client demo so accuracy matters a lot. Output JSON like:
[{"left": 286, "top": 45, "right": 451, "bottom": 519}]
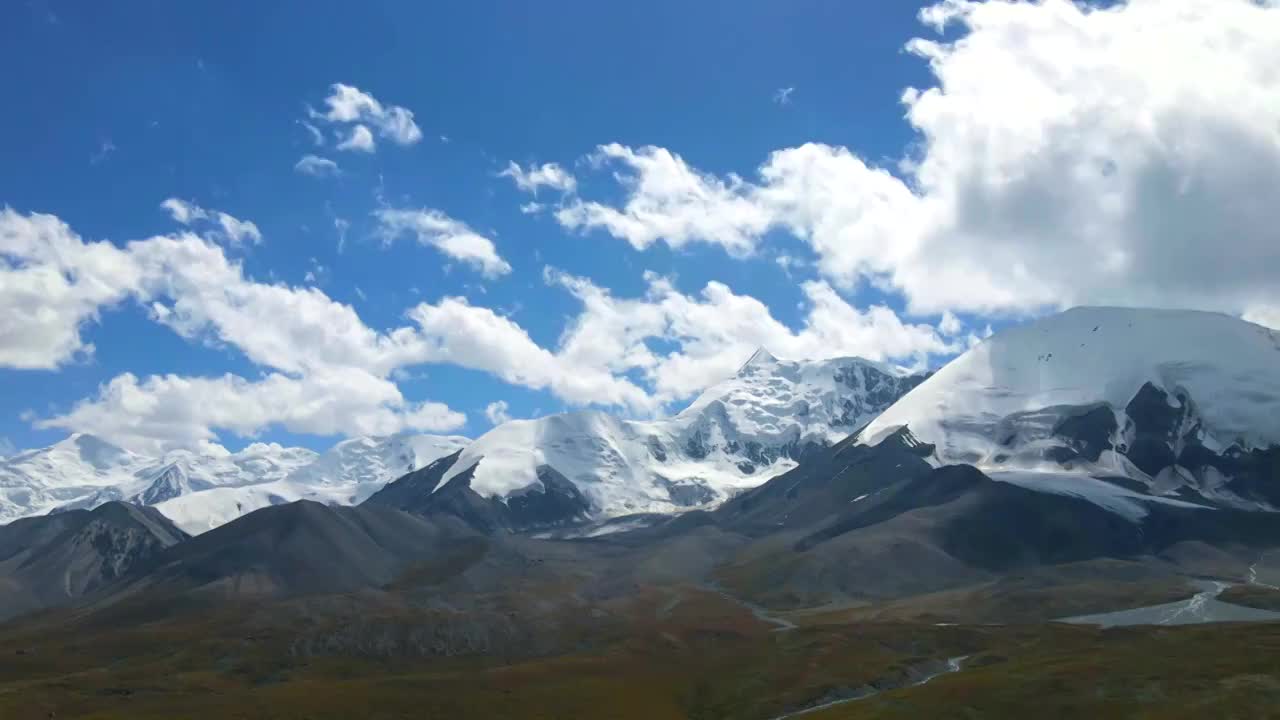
[
  {"left": 160, "top": 198, "right": 262, "bottom": 246},
  {"left": 294, "top": 154, "right": 340, "bottom": 177},
  {"left": 89, "top": 139, "right": 116, "bottom": 165}
]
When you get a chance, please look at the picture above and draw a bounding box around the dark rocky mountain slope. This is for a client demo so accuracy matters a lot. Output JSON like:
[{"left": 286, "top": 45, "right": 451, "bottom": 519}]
[{"left": 0, "top": 502, "right": 186, "bottom": 620}]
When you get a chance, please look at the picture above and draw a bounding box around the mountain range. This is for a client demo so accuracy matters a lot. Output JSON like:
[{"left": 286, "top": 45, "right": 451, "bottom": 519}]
[
  {"left": 3, "top": 307, "right": 1280, "bottom": 718},
  {"left": 0, "top": 352, "right": 925, "bottom": 535},
  {"left": 0, "top": 431, "right": 469, "bottom": 534}
]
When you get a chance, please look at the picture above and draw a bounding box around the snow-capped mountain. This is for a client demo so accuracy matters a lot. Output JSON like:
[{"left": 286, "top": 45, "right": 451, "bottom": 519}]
[
  {"left": 0, "top": 434, "right": 159, "bottom": 524},
  {"left": 0, "top": 433, "right": 468, "bottom": 534},
  {"left": 371, "top": 351, "right": 928, "bottom": 530},
  {"left": 0, "top": 435, "right": 318, "bottom": 526},
  {"left": 287, "top": 434, "right": 471, "bottom": 498},
  {"left": 153, "top": 433, "right": 470, "bottom": 534},
  {"left": 860, "top": 307, "right": 1280, "bottom": 511}
]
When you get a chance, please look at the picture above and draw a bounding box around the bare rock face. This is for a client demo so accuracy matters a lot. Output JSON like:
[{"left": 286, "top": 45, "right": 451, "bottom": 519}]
[
  {"left": 136, "top": 500, "right": 477, "bottom": 598},
  {"left": 0, "top": 502, "right": 186, "bottom": 620}
]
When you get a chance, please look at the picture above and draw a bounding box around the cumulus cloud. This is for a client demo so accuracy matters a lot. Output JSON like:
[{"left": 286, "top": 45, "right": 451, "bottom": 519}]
[
  {"left": 336, "top": 124, "right": 376, "bottom": 153},
  {"left": 406, "top": 295, "right": 654, "bottom": 411},
  {"left": 6, "top": 202, "right": 955, "bottom": 451},
  {"left": 0, "top": 209, "right": 142, "bottom": 369},
  {"left": 295, "top": 154, "right": 340, "bottom": 177},
  {"left": 772, "top": 87, "right": 794, "bottom": 105},
  {"left": 160, "top": 198, "right": 262, "bottom": 246},
  {"left": 375, "top": 208, "right": 512, "bottom": 278},
  {"left": 547, "top": 269, "right": 955, "bottom": 399},
  {"left": 403, "top": 267, "right": 955, "bottom": 413},
  {"left": 39, "top": 369, "right": 464, "bottom": 455},
  {"left": 2, "top": 208, "right": 465, "bottom": 451},
  {"left": 938, "top": 310, "right": 963, "bottom": 337},
  {"left": 557, "top": 0, "right": 1280, "bottom": 320},
  {"left": 313, "top": 83, "right": 423, "bottom": 148},
  {"left": 130, "top": 234, "right": 431, "bottom": 377},
  {"left": 484, "top": 400, "right": 512, "bottom": 425},
  {"left": 556, "top": 143, "right": 771, "bottom": 256},
  {"left": 499, "top": 161, "right": 577, "bottom": 195}
]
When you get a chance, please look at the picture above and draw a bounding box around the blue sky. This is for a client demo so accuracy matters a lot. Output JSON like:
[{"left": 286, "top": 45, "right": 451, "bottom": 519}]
[{"left": 3, "top": 0, "right": 1277, "bottom": 455}]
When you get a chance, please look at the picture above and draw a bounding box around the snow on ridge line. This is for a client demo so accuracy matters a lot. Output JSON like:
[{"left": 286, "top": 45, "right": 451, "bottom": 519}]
[
  {"left": 439, "top": 355, "right": 928, "bottom": 519},
  {"left": 989, "top": 471, "right": 1210, "bottom": 522},
  {"left": 861, "top": 306, "right": 1280, "bottom": 460},
  {"left": 0, "top": 432, "right": 470, "bottom": 531}
]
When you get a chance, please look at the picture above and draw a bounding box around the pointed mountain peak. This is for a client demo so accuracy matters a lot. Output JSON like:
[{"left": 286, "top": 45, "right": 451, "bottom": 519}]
[
  {"left": 53, "top": 433, "right": 134, "bottom": 467},
  {"left": 737, "top": 347, "right": 780, "bottom": 374}
]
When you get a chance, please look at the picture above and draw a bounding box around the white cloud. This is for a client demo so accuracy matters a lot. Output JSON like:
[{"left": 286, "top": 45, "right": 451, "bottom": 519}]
[
  {"left": 546, "top": 270, "right": 954, "bottom": 399},
  {"left": 2, "top": 208, "right": 468, "bottom": 451},
  {"left": 160, "top": 198, "right": 262, "bottom": 246},
  {"left": 336, "top": 124, "right": 376, "bottom": 153},
  {"left": 0, "top": 209, "right": 142, "bottom": 369},
  {"left": 774, "top": 253, "right": 806, "bottom": 277},
  {"left": 39, "top": 369, "right": 464, "bottom": 455},
  {"left": 130, "top": 234, "right": 432, "bottom": 377},
  {"left": 938, "top": 310, "right": 963, "bottom": 336},
  {"left": 295, "top": 154, "right": 340, "bottom": 177},
  {"left": 320, "top": 83, "right": 380, "bottom": 123},
  {"left": 484, "top": 400, "right": 512, "bottom": 425},
  {"left": 772, "top": 87, "right": 794, "bottom": 105},
  {"left": 375, "top": 208, "right": 512, "bottom": 278},
  {"left": 159, "top": 198, "right": 199, "bottom": 224},
  {"left": 298, "top": 120, "right": 324, "bottom": 146},
  {"left": 334, "top": 217, "right": 350, "bottom": 253},
  {"left": 89, "top": 139, "right": 116, "bottom": 165},
  {"left": 379, "top": 106, "right": 423, "bottom": 146},
  {"left": 403, "top": 268, "right": 955, "bottom": 413},
  {"left": 499, "top": 161, "right": 577, "bottom": 195},
  {"left": 556, "top": 143, "right": 771, "bottom": 256},
  {"left": 6, "top": 206, "right": 953, "bottom": 451},
  {"left": 406, "top": 295, "right": 654, "bottom": 412},
  {"left": 558, "top": 0, "right": 1280, "bottom": 320},
  {"left": 519, "top": 202, "right": 545, "bottom": 215},
  {"left": 315, "top": 83, "right": 423, "bottom": 147}
]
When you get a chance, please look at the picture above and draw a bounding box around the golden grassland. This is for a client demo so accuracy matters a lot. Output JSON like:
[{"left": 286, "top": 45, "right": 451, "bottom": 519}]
[{"left": 2, "top": 586, "right": 1280, "bottom": 719}]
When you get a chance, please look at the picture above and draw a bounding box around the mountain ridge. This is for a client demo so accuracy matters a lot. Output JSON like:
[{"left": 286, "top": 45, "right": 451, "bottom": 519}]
[
  {"left": 374, "top": 353, "right": 928, "bottom": 530},
  {"left": 859, "top": 306, "right": 1280, "bottom": 511},
  {"left": 0, "top": 432, "right": 468, "bottom": 533}
]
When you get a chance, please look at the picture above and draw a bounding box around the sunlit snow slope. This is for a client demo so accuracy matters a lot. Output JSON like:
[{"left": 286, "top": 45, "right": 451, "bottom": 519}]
[
  {"left": 433, "top": 350, "right": 927, "bottom": 520},
  {"left": 861, "top": 307, "right": 1280, "bottom": 510},
  {"left": 0, "top": 433, "right": 468, "bottom": 533}
]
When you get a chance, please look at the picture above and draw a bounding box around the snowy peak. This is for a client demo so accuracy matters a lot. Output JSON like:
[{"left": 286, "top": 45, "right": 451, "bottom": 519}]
[
  {"left": 46, "top": 433, "right": 140, "bottom": 472},
  {"left": 683, "top": 354, "right": 926, "bottom": 440},
  {"left": 421, "top": 353, "right": 928, "bottom": 530},
  {"left": 130, "top": 462, "right": 195, "bottom": 505},
  {"left": 285, "top": 433, "right": 470, "bottom": 500},
  {"left": 736, "top": 347, "right": 780, "bottom": 374},
  {"left": 860, "top": 306, "right": 1280, "bottom": 510},
  {"left": 0, "top": 432, "right": 467, "bottom": 533}
]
